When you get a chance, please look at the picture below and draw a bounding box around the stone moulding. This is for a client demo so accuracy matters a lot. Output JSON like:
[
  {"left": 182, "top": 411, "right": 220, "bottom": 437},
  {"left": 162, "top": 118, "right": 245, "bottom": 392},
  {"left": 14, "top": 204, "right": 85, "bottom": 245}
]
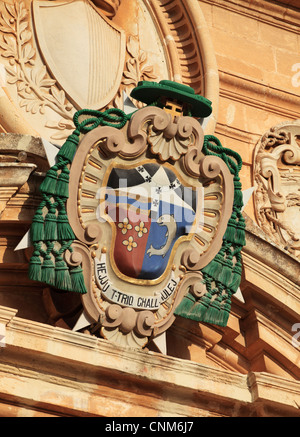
[
  {"left": 0, "top": 304, "right": 300, "bottom": 416},
  {"left": 244, "top": 215, "right": 300, "bottom": 289},
  {"left": 0, "top": 162, "right": 36, "bottom": 216},
  {"left": 201, "top": 0, "right": 300, "bottom": 34},
  {"left": 148, "top": 0, "right": 219, "bottom": 132},
  {"left": 0, "top": 133, "right": 50, "bottom": 216},
  {"left": 219, "top": 72, "right": 300, "bottom": 121}
]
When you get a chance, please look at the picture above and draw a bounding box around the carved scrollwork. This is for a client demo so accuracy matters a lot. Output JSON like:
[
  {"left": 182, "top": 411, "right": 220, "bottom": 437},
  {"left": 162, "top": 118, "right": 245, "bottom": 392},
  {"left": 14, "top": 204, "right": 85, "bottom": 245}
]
[
  {"left": 103, "top": 304, "right": 129, "bottom": 329},
  {"left": 126, "top": 106, "right": 204, "bottom": 161},
  {"left": 149, "top": 113, "right": 204, "bottom": 161},
  {"left": 254, "top": 120, "right": 300, "bottom": 258},
  {"left": 183, "top": 142, "right": 222, "bottom": 180},
  {"left": 181, "top": 155, "right": 234, "bottom": 271},
  {"left": 190, "top": 280, "right": 206, "bottom": 299},
  {"left": 101, "top": 304, "right": 154, "bottom": 337},
  {"left": 199, "top": 155, "right": 222, "bottom": 179},
  {"left": 99, "top": 128, "right": 126, "bottom": 156},
  {"left": 175, "top": 271, "right": 205, "bottom": 301},
  {"left": 64, "top": 250, "right": 83, "bottom": 268},
  {"left": 84, "top": 224, "right": 102, "bottom": 244},
  {"left": 135, "top": 310, "right": 155, "bottom": 336}
]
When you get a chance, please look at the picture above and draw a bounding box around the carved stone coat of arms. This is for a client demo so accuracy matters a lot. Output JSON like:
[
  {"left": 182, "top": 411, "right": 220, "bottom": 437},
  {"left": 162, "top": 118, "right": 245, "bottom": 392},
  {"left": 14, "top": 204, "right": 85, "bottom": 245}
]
[
  {"left": 28, "top": 80, "right": 243, "bottom": 349},
  {"left": 254, "top": 120, "right": 300, "bottom": 260},
  {"left": 1, "top": 0, "right": 243, "bottom": 349}
]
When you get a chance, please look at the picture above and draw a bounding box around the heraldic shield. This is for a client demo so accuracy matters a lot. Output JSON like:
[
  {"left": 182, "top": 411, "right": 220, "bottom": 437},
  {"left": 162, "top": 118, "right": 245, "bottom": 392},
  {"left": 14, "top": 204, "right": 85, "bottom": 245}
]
[
  {"left": 104, "top": 163, "right": 199, "bottom": 280},
  {"left": 28, "top": 80, "right": 245, "bottom": 350},
  {"left": 32, "top": 0, "right": 125, "bottom": 110}
]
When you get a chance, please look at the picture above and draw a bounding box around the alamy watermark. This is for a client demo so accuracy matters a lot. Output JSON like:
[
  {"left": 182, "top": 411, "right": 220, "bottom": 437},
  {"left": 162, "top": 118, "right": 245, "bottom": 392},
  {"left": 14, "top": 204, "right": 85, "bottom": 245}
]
[
  {"left": 291, "top": 63, "right": 300, "bottom": 88},
  {"left": 95, "top": 181, "right": 205, "bottom": 230},
  {"left": 0, "top": 323, "right": 6, "bottom": 347},
  {"left": 292, "top": 323, "right": 300, "bottom": 348}
]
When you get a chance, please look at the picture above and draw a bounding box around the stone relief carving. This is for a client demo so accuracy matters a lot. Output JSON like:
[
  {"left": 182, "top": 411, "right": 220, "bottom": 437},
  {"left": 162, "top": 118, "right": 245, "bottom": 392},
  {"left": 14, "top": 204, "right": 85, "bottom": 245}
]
[
  {"left": 254, "top": 119, "right": 300, "bottom": 259},
  {"left": 0, "top": 1, "right": 75, "bottom": 136},
  {"left": 63, "top": 104, "right": 233, "bottom": 348},
  {"left": 0, "top": 0, "right": 219, "bottom": 142}
]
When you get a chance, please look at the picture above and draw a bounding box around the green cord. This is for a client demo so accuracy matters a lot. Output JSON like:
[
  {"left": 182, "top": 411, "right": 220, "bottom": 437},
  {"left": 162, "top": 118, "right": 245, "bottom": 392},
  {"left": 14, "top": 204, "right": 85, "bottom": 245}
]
[
  {"left": 28, "top": 107, "right": 133, "bottom": 293},
  {"left": 174, "top": 134, "right": 246, "bottom": 327}
]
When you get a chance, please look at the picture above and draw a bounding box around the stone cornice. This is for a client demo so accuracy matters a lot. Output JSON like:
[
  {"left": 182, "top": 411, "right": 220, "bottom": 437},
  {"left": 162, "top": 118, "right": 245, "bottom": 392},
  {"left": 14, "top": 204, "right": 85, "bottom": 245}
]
[
  {"left": 242, "top": 308, "right": 300, "bottom": 377},
  {"left": 200, "top": 0, "right": 300, "bottom": 32},
  {"left": 219, "top": 71, "right": 300, "bottom": 123},
  {"left": 248, "top": 372, "right": 300, "bottom": 411},
  {"left": 243, "top": 214, "right": 300, "bottom": 287},
  {"left": 0, "top": 305, "right": 299, "bottom": 416},
  {"left": 215, "top": 122, "right": 260, "bottom": 146}
]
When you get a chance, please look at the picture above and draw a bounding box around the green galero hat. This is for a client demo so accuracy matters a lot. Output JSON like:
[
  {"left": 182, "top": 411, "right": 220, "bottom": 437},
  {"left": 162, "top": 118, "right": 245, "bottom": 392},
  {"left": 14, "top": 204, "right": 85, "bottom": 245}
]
[{"left": 130, "top": 80, "right": 212, "bottom": 118}]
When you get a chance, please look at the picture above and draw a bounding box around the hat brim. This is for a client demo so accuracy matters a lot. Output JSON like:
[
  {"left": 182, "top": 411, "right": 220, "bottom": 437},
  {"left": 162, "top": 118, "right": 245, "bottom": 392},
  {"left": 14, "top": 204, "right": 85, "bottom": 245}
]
[{"left": 130, "top": 81, "right": 212, "bottom": 118}]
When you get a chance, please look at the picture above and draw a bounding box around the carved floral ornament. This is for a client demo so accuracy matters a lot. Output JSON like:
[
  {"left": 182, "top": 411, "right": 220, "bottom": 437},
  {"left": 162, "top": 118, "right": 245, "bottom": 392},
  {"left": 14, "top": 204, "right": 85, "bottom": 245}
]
[
  {"left": 254, "top": 120, "right": 300, "bottom": 260},
  {"left": 27, "top": 80, "right": 245, "bottom": 349},
  {"left": 0, "top": 0, "right": 219, "bottom": 142}
]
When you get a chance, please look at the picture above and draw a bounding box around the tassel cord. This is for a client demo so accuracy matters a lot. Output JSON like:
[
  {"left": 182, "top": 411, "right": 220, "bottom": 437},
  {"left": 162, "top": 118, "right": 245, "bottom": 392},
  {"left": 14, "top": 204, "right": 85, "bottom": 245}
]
[
  {"left": 175, "top": 134, "right": 246, "bottom": 326},
  {"left": 29, "top": 107, "right": 132, "bottom": 293},
  {"left": 203, "top": 135, "right": 243, "bottom": 176},
  {"left": 73, "top": 108, "right": 132, "bottom": 134}
]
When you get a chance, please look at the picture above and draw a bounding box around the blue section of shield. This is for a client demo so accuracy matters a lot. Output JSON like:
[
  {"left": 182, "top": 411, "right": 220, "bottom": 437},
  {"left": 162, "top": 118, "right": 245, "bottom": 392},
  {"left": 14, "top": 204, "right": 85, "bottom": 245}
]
[{"left": 138, "top": 200, "right": 196, "bottom": 280}]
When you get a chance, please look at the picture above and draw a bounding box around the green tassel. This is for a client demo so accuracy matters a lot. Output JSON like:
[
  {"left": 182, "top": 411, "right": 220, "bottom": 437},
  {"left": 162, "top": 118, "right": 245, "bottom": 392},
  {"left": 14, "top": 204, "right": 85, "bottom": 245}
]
[
  {"left": 235, "top": 220, "right": 246, "bottom": 246},
  {"left": 55, "top": 167, "right": 70, "bottom": 198},
  {"left": 222, "top": 297, "right": 232, "bottom": 314},
  {"left": 234, "top": 180, "right": 242, "bottom": 191},
  {"left": 28, "top": 252, "right": 42, "bottom": 282},
  {"left": 200, "top": 293, "right": 229, "bottom": 326},
  {"left": 41, "top": 255, "right": 55, "bottom": 286},
  {"left": 228, "top": 263, "right": 242, "bottom": 293},
  {"left": 55, "top": 257, "right": 72, "bottom": 291},
  {"left": 39, "top": 167, "right": 58, "bottom": 195},
  {"left": 44, "top": 210, "right": 57, "bottom": 241},
  {"left": 228, "top": 275, "right": 241, "bottom": 294},
  {"left": 57, "top": 211, "right": 75, "bottom": 241},
  {"left": 70, "top": 265, "right": 87, "bottom": 294},
  {"left": 188, "top": 300, "right": 209, "bottom": 322},
  {"left": 30, "top": 212, "right": 44, "bottom": 242},
  {"left": 206, "top": 307, "right": 229, "bottom": 327},
  {"left": 223, "top": 213, "right": 245, "bottom": 237},
  {"left": 223, "top": 225, "right": 236, "bottom": 244},
  {"left": 27, "top": 108, "right": 132, "bottom": 291},
  {"left": 217, "top": 259, "right": 233, "bottom": 286},
  {"left": 201, "top": 255, "right": 223, "bottom": 279},
  {"left": 188, "top": 289, "right": 213, "bottom": 321},
  {"left": 233, "top": 187, "right": 243, "bottom": 209},
  {"left": 174, "top": 293, "right": 195, "bottom": 317},
  {"left": 202, "top": 305, "right": 221, "bottom": 324},
  {"left": 218, "top": 299, "right": 231, "bottom": 326},
  {"left": 57, "top": 130, "right": 80, "bottom": 163},
  {"left": 191, "top": 135, "right": 246, "bottom": 328}
]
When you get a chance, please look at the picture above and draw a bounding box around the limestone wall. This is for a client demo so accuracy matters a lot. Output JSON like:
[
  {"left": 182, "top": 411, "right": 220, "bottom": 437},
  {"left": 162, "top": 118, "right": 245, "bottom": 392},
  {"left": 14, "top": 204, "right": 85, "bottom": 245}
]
[{"left": 0, "top": 0, "right": 299, "bottom": 417}]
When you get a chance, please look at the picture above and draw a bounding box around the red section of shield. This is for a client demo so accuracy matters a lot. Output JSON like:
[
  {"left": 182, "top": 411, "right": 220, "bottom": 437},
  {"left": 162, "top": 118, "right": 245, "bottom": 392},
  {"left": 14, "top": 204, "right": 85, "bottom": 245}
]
[{"left": 109, "top": 206, "right": 151, "bottom": 278}]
